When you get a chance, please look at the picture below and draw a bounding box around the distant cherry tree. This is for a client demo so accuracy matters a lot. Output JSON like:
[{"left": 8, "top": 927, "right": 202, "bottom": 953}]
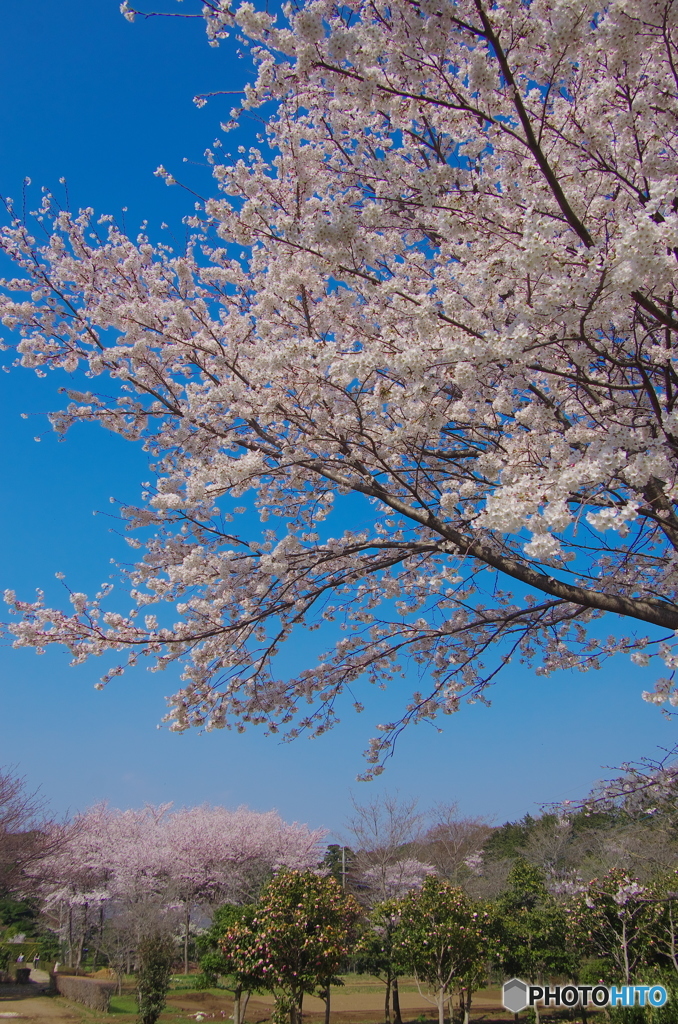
[
  {"left": 34, "top": 803, "right": 324, "bottom": 968},
  {"left": 2, "top": 0, "right": 678, "bottom": 771}
]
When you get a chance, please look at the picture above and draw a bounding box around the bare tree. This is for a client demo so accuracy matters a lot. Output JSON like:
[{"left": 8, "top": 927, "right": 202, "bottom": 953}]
[
  {"left": 0, "top": 766, "right": 69, "bottom": 898},
  {"left": 99, "top": 901, "right": 181, "bottom": 992},
  {"left": 345, "top": 794, "right": 432, "bottom": 903},
  {"left": 346, "top": 795, "right": 434, "bottom": 1024},
  {"left": 421, "top": 804, "right": 493, "bottom": 887}
]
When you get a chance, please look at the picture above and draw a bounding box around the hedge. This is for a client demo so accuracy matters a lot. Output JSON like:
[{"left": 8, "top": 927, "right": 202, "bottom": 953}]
[{"left": 54, "top": 974, "right": 116, "bottom": 1011}]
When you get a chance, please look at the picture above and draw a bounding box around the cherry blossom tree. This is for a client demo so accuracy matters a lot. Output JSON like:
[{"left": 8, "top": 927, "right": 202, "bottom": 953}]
[
  {"left": 137, "top": 931, "right": 177, "bottom": 1024},
  {"left": 163, "top": 804, "right": 326, "bottom": 972},
  {"left": 33, "top": 803, "right": 324, "bottom": 969},
  {"left": 3, "top": 0, "right": 678, "bottom": 771},
  {"left": 346, "top": 795, "right": 433, "bottom": 904},
  {"left": 34, "top": 804, "right": 169, "bottom": 968}
]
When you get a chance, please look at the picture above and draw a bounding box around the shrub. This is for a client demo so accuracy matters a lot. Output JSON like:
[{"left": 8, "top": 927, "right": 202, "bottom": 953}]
[
  {"left": 54, "top": 975, "right": 116, "bottom": 1010},
  {"left": 137, "top": 934, "right": 175, "bottom": 1024}
]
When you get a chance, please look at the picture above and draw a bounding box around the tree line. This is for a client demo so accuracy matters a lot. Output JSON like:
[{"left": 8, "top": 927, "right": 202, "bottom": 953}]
[
  {"left": 5, "top": 771, "right": 678, "bottom": 1022},
  {"left": 197, "top": 861, "right": 678, "bottom": 1024}
]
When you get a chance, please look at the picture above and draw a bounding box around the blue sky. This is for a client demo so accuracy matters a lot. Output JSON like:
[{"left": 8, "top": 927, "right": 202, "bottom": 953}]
[{"left": 0, "top": 0, "right": 675, "bottom": 838}]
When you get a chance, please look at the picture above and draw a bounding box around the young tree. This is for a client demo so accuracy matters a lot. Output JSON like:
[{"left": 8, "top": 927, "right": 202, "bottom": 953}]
[
  {"left": 222, "top": 870, "right": 360, "bottom": 1024},
  {"left": 570, "top": 870, "right": 654, "bottom": 986},
  {"left": 200, "top": 904, "right": 260, "bottom": 1024},
  {"left": 494, "top": 861, "right": 576, "bottom": 1024},
  {"left": 396, "top": 877, "right": 489, "bottom": 1024},
  {"left": 4, "top": 0, "right": 678, "bottom": 771},
  {"left": 355, "top": 898, "right": 414, "bottom": 1024},
  {"left": 136, "top": 932, "right": 176, "bottom": 1024}
]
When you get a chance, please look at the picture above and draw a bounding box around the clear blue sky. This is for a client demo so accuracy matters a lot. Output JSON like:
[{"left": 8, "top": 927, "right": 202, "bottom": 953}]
[{"left": 0, "top": 0, "right": 675, "bottom": 837}]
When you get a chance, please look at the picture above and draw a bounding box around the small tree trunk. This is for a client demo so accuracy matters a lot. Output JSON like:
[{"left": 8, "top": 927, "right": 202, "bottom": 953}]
[
  {"left": 75, "top": 903, "right": 88, "bottom": 969},
  {"left": 324, "top": 984, "right": 331, "bottom": 1024},
  {"left": 233, "top": 985, "right": 242, "bottom": 1024},
  {"left": 184, "top": 904, "right": 191, "bottom": 976},
  {"left": 384, "top": 970, "right": 392, "bottom": 1024},
  {"left": 290, "top": 991, "right": 304, "bottom": 1024},
  {"left": 392, "top": 976, "right": 402, "bottom": 1024},
  {"left": 241, "top": 991, "right": 250, "bottom": 1024},
  {"left": 464, "top": 987, "right": 472, "bottom": 1024},
  {"left": 437, "top": 986, "right": 445, "bottom": 1024}
]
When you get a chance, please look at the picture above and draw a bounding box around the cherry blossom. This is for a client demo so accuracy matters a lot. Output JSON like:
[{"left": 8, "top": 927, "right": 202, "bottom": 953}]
[
  {"left": 32, "top": 803, "right": 324, "bottom": 965},
  {"left": 2, "top": 0, "right": 678, "bottom": 772}
]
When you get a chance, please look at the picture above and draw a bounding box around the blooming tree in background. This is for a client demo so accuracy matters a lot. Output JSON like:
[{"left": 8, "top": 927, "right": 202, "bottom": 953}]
[
  {"left": 3, "top": 0, "right": 678, "bottom": 771},
  {"left": 33, "top": 803, "right": 324, "bottom": 967},
  {"left": 165, "top": 803, "right": 327, "bottom": 972},
  {"left": 345, "top": 794, "right": 434, "bottom": 905},
  {"left": 422, "top": 805, "right": 493, "bottom": 887},
  {"left": 570, "top": 869, "right": 656, "bottom": 986}
]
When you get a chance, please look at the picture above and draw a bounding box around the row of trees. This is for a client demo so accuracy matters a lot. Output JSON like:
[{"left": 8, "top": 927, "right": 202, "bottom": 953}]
[
  {"left": 197, "top": 863, "right": 678, "bottom": 1024},
  {"left": 32, "top": 802, "right": 325, "bottom": 978},
  {"left": 0, "top": 767, "right": 326, "bottom": 979},
  {"left": 8, "top": 777, "right": 678, "bottom": 975},
  {"left": 8, "top": 768, "right": 678, "bottom": 1024}
]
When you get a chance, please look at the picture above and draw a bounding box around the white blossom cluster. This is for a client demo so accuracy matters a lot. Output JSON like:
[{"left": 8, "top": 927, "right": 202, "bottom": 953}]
[
  {"left": 3, "top": 0, "right": 678, "bottom": 772},
  {"left": 33, "top": 803, "right": 325, "bottom": 931}
]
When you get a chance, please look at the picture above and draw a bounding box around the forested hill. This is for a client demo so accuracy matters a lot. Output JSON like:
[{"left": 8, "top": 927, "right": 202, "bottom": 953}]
[{"left": 454, "top": 778, "right": 678, "bottom": 898}]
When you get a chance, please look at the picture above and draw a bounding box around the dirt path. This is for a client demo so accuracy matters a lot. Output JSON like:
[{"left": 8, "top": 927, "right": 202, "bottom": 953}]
[
  {"left": 167, "top": 984, "right": 510, "bottom": 1023},
  {"left": 0, "top": 992, "right": 81, "bottom": 1024},
  {"left": 0, "top": 973, "right": 511, "bottom": 1024},
  {"left": 0, "top": 971, "right": 83, "bottom": 1024}
]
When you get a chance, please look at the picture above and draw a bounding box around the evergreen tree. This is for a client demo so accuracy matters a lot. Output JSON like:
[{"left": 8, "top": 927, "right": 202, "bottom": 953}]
[{"left": 136, "top": 933, "right": 175, "bottom": 1024}]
